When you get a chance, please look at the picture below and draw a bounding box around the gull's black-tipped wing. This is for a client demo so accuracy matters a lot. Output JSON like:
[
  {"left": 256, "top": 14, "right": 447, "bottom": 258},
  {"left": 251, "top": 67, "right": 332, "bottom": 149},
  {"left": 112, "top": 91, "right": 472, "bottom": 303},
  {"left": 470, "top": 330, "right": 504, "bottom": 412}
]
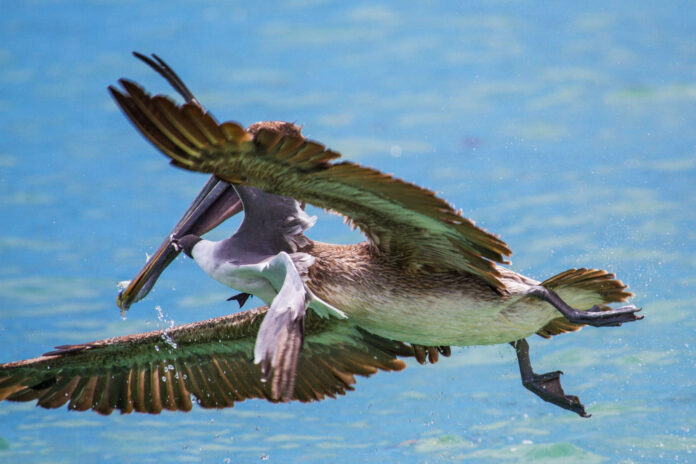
[
  {"left": 0, "top": 306, "right": 412, "bottom": 415},
  {"left": 109, "top": 78, "right": 511, "bottom": 292}
]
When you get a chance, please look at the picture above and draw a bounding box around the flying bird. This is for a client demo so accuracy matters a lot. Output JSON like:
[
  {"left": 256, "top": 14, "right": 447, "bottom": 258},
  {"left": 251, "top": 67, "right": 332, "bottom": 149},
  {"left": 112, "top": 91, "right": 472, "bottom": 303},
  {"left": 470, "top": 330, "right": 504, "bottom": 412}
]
[{"left": 0, "top": 53, "right": 642, "bottom": 417}]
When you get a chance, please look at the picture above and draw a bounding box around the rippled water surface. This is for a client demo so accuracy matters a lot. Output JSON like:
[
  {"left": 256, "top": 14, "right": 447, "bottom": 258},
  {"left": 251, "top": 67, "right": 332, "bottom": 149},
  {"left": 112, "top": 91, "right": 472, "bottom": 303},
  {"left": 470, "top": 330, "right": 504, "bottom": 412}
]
[{"left": 1, "top": 1, "right": 695, "bottom": 462}]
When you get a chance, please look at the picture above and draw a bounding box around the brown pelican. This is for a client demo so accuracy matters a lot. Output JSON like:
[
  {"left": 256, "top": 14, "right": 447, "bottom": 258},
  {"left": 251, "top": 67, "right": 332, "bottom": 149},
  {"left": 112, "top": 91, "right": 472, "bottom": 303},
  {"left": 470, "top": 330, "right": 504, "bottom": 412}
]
[{"left": 0, "top": 53, "right": 641, "bottom": 417}]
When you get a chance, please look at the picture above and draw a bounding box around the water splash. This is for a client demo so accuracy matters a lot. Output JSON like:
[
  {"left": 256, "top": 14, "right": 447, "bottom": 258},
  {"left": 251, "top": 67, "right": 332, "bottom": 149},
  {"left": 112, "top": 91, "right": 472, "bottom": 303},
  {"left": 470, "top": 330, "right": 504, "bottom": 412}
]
[{"left": 155, "top": 305, "right": 178, "bottom": 350}]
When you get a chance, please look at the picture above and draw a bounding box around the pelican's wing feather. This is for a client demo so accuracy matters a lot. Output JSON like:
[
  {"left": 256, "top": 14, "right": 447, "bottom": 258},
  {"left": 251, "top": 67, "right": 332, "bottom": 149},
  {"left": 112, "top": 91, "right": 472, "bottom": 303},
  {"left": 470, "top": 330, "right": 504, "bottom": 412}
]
[
  {"left": 0, "top": 306, "right": 411, "bottom": 415},
  {"left": 109, "top": 80, "right": 512, "bottom": 291}
]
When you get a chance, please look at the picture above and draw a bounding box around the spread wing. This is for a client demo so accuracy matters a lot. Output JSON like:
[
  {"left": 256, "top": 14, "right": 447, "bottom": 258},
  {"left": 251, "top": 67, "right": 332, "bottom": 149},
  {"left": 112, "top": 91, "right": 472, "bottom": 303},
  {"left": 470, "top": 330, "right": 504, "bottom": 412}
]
[
  {"left": 0, "top": 306, "right": 412, "bottom": 415},
  {"left": 109, "top": 80, "right": 512, "bottom": 291}
]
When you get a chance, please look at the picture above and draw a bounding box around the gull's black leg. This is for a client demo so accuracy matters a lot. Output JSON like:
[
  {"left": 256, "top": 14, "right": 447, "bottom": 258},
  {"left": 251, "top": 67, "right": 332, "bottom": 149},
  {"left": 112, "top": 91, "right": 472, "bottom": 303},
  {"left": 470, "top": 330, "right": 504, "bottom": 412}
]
[
  {"left": 227, "top": 292, "right": 251, "bottom": 308},
  {"left": 512, "top": 339, "right": 589, "bottom": 417},
  {"left": 526, "top": 286, "right": 642, "bottom": 327}
]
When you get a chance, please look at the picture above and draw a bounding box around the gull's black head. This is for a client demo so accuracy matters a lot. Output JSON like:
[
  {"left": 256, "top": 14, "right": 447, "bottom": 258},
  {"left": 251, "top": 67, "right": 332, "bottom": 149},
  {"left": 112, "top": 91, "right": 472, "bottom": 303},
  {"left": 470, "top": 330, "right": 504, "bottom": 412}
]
[{"left": 174, "top": 234, "right": 203, "bottom": 259}]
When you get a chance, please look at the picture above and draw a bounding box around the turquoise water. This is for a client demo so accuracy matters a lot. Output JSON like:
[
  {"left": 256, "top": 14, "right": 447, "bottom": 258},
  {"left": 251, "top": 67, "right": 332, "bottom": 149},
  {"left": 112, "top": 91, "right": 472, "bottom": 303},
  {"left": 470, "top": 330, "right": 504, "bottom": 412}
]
[{"left": 1, "top": 1, "right": 695, "bottom": 462}]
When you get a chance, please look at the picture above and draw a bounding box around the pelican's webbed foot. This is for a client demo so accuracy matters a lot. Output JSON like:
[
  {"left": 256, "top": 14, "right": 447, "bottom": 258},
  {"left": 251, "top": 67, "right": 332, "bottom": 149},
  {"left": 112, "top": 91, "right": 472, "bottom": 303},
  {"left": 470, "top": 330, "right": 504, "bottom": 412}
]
[
  {"left": 411, "top": 344, "right": 451, "bottom": 364},
  {"left": 527, "top": 286, "right": 642, "bottom": 327},
  {"left": 512, "top": 339, "right": 589, "bottom": 417}
]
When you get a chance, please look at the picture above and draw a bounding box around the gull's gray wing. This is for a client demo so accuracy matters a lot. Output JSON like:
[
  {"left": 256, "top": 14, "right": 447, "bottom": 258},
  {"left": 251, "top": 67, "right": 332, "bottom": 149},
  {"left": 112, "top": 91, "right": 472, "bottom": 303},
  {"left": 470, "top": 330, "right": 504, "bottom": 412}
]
[
  {"left": 0, "top": 306, "right": 412, "bottom": 415},
  {"left": 225, "top": 252, "right": 345, "bottom": 402}
]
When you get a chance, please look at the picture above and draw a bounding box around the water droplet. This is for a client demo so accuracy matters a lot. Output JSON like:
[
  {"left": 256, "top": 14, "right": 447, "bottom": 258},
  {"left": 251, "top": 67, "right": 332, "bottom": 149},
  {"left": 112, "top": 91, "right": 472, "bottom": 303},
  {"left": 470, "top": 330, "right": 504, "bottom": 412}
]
[{"left": 155, "top": 305, "right": 165, "bottom": 321}]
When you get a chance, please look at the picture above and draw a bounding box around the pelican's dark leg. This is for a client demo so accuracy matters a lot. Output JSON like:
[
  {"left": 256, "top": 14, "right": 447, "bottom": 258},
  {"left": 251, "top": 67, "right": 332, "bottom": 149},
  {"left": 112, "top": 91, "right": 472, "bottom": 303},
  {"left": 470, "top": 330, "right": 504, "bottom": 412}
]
[
  {"left": 526, "top": 286, "right": 642, "bottom": 326},
  {"left": 512, "top": 339, "right": 588, "bottom": 417}
]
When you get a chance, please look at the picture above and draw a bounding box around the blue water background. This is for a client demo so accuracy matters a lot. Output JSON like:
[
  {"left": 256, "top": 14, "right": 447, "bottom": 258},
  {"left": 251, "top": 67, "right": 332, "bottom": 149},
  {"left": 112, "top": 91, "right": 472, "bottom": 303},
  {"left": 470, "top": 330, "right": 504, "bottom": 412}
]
[{"left": 1, "top": 1, "right": 695, "bottom": 462}]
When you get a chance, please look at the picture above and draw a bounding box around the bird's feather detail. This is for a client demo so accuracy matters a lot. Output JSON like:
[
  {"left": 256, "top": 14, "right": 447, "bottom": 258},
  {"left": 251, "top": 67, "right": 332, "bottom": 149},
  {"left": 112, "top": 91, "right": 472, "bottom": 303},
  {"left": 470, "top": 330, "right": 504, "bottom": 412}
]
[
  {"left": 109, "top": 81, "right": 512, "bottom": 291},
  {"left": 0, "top": 306, "right": 411, "bottom": 414}
]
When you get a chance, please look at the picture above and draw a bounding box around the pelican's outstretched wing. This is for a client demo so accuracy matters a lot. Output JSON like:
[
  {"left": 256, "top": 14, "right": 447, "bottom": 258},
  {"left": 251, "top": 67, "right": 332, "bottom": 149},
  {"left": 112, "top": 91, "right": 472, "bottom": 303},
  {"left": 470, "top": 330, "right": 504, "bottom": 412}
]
[
  {"left": 0, "top": 306, "right": 411, "bottom": 415},
  {"left": 109, "top": 80, "right": 512, "bottom": 291}
]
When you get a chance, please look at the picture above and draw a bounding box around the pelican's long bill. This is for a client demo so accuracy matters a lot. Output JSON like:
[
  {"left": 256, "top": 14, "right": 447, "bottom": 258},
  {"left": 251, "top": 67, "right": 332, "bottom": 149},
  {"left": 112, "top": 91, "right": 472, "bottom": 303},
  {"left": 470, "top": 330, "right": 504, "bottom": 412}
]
[{"left": 116, "top": 175, "right": 242, "bottom": 312}]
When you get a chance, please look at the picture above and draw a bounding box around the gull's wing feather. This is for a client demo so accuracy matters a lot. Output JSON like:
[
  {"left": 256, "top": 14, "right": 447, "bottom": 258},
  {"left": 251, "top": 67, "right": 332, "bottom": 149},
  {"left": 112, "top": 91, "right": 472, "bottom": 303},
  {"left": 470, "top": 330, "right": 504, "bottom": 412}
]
[
  {"left": 244, "top": 252, "right": 309, "bottom": 402},
  {"left": 109, "top": 80, "right": 512, "bottom": 291},
  {"left": 0, "top": 306, "right": 411, "bottom": 415}
]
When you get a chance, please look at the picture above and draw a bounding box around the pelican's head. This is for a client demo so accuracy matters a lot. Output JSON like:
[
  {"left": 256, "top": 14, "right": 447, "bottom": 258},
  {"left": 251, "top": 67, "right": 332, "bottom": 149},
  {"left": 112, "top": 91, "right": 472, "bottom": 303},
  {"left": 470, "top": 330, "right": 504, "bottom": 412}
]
[{"left": 115, "top": 121, "right": 304, "bottom": 314}]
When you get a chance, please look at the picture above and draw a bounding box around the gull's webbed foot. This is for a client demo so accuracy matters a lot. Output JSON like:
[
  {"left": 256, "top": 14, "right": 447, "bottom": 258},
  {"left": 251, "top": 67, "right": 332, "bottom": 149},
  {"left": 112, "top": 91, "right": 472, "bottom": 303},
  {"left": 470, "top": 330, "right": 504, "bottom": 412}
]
[
  {"left": 227, "top": 292, "right": 251, "bottom": 308},
  {"left": 527, "top": 286, "right": 643, "bottom": 327},
  {"left": 512, "top": 339, "right": 589, "bottom": 417}
]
